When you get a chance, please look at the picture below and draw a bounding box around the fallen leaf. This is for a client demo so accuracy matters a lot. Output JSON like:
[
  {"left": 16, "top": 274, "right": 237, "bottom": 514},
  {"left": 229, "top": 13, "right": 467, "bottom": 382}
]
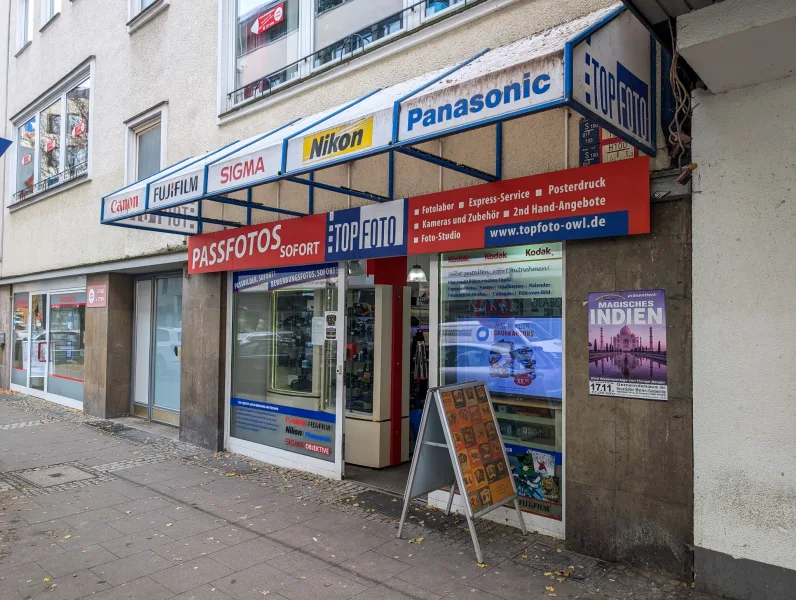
[
  {"left": 544, "top": 572, "right": 553, "bottom": 576},
  {"left": 207, "top": 537, "right": 214, "bottom": 541},
  {"left": 521, "top": 554, "right": 529, "bottom": 559},
  {"left": 408, "top": 536, "right": 425, "bottom": 544},
  {"left": 557, "top": 577, "right": 566, "bottom": 583},
  {"left": 557, "top": 548, "right": 562, "bottom": 553},
  {"left": 477, "top": 563, "right": 488, "bottom": 568},
  {"left": 545, "top": 586, "right": 555, "bottom": 592},
  {"left": 166, "top": 523, "right": 173, "bottom": 527},
  {"left": 44, "top": 576, "right": 51, "bottom": 582},
  {"left": 63, "top": 535, "right": 71, "bottom": 540}
]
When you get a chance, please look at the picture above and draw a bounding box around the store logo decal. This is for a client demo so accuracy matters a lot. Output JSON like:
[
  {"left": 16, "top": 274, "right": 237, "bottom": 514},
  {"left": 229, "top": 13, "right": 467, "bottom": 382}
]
[
  {"left": 303, "top": 116, "right": 374, "bottom": 164},
  {"left": 153, "top": 175, "right": 199, "bottom": 204}
]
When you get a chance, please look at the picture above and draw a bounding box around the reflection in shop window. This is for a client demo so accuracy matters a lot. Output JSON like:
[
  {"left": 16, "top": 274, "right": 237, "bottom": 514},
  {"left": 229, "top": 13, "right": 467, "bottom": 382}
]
[
  {"left": 16, "top": 117, "right": 36, "bottom": 197},
  {"left": 66, "top": 80, "right": 90, "bottom": 173},
  {"left": 439, "top": 243, "right": 564, "bottom": 520},
  {"left": 12, "top": 293, "right": 30, "bottom": 387},
  {"left": 39, "top": 100, "right": 61, "bottom": 186},
  {"left": 231, "top": 265, "right": 338, "bottom": 462},
  {"left": 236, "top": 0, "right": 300, "bottom": 100},
  {"left": 49, "top": 293, "right": 86, "bottom": 401}
]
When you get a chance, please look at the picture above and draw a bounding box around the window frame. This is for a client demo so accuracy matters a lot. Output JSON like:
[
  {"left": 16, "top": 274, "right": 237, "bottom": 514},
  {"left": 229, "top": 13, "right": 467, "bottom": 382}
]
[
  {"left": 16, "top": 0, "right": 34, "bottom": 52},
  {"left": 40, "top": 0, "right": 61, "bottom": 29},
  {"left": 127, "top": 0, "right": 170, "bottom": 33},
  {"left": 219, "top": 0, "right": 499, "bottom": 116},
  {"left": 124, "top": 103, "right": 168, "bottom": 184},
  {"left": 9, "top": 62, "right": 94, "bottom": 209}
]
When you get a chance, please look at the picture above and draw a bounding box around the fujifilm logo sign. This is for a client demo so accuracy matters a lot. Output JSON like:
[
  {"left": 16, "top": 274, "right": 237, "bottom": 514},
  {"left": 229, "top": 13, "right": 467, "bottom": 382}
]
[{"left": 152, "top": 174, "right": 200, "bottom": 207}]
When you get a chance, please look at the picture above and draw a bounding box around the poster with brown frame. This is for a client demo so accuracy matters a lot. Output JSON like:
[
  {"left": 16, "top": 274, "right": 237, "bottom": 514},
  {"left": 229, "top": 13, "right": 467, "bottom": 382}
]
[{"left": 397, "top": 381, "right": 526, "bottom": 563}]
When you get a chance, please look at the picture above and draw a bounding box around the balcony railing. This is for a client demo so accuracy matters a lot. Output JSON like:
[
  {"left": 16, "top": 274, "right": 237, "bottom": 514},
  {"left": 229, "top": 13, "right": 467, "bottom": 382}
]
[
  {"left": 229, "top": 0, "right": 478, "bottom": 106},
  {"left": 11, "top": 161, "right": 88, "bottom": 207}
]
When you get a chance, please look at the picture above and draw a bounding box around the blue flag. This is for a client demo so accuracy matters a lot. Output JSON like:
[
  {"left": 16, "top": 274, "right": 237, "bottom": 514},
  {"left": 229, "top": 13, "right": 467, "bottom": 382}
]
[{"left": 0, "top": 137, "right": 11, "bottom": 159}]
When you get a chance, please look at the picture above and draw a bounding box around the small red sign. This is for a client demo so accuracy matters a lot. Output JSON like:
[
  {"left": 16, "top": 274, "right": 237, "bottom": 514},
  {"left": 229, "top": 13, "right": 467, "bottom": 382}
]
[
  {"left": 87, "top": 285, "right": 107, "bottom": 308},
  {"left": 250, "top": 3, "right": 284, "bottom": 35},
  {"left": 45, "top": 138, "right": 57, "bottom": 153},
  {"left": 72, "top": 121, "right": 86, "bottom": 136},
  {"left": 22, "top": 153, "right": 32, "bottom": 166}
]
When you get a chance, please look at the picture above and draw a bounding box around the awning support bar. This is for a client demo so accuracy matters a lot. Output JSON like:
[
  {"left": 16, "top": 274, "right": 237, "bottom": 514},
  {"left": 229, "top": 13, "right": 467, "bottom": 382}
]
[
  {"left": 397, "top": 147, "right": 498, "bottom": 182},
  {"left": 246, "top": 188, "right": 253, "bottom": 226},
  {"left": 308, "top": 172, "right": 315, "bottom": 214},
  {"left": 206, "top": 195, "right": 306, "bottom": 217},
  {"left": 285, "top": 176, "right": 390, "bottom": 203},
  {"left": 388, "top": 151, "right": 395, "bottom": 199},
  {"left": 495, "top": 122, "right": 503, "bottom": 181}
]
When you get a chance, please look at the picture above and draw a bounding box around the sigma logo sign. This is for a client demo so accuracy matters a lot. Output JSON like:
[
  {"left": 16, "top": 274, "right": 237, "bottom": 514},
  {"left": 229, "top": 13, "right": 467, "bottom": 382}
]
[
  {"left": 151, "top": 174, "right": 200, "bottom": 207},
  {"left": 572, "top": 10, "right": 654, "bottom": 152},
  {"left": 302, "top": 116, "right": 374, "bottom": 165},
  {"left": 325, "top": 200, "right": 407, "bottom": 261}
]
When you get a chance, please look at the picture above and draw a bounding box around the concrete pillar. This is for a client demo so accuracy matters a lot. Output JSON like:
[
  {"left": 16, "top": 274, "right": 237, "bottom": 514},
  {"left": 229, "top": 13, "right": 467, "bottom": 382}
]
[
  {"left": 0, "top": 285, "right": 11, "bottom": 390},
  {"left": 84, "top": 273, "right": 134, "bottom": 418},
  {"left": 565, "top": 197, "right": 693, "bottom": 579},
  {"left": 179, "top": 270, "right": 226, "bottom": 450}
]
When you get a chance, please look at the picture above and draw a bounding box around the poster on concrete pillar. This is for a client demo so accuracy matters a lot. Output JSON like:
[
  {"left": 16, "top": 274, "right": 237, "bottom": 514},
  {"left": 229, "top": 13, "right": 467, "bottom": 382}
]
[{"left": 587, "top": 289, "right": 667, "bottom": 401}]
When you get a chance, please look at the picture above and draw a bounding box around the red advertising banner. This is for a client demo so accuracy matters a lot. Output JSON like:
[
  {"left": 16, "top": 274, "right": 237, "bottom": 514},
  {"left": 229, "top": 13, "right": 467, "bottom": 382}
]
[
  {"left": 189, "top": 214, "right": 327, "bottom": 274},
  {"left": 250, "top": 3, "right": 284, "bottom": 35},
  {"left": 406, "top": 156, "right": 649, "bottom": 254}
]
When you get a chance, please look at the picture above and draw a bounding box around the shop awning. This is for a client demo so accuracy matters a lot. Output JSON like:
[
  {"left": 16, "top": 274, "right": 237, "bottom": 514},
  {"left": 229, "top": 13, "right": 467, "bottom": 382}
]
[{"left": 101, "top": 3, "right": 655, "bottom": 236}]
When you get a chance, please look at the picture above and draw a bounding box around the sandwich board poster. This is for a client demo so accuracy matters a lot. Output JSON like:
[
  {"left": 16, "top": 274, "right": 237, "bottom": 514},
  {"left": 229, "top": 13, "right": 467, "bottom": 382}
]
[
  {"left": 587, "top": 290, "right": 667, "bottom": 401},
  {"left": 440, "top": 384, "right": 515, "bottom": 514}
]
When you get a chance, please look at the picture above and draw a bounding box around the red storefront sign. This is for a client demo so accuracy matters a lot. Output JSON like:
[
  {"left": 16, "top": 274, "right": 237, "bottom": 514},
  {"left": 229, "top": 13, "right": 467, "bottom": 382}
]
[
  {"left": 189, "top": 214, "right": 328, "bottom": 274},
  {"left": 250, "top": 3, "right": 284, "bottom": 35},
  {"left": 87, "top": 285, "right": 107, "bottom": 308},
  {"left": 187, "top": 158, "right": 650, "bottom": 274},
  {"left": 407, "top": 156, "right": 650, "bottom": 254}
]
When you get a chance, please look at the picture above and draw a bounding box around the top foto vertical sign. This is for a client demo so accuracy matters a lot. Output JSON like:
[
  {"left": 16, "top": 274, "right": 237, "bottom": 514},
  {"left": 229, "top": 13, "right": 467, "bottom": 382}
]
[{"left": 571, "top": 9, "right": 655, "bottom": 155}]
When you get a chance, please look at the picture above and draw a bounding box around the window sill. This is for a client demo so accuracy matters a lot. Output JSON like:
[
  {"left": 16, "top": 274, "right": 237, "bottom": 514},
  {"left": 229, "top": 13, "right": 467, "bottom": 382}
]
[
  {"left": 9, "top": 173, "right": 90, "bottom": 213},
  {"left": 39, "top": 12, "right": 61, "bottom": 33},
  {"left": 14, "top": 41, "right": 31, "bottom": 58},
  {"left": 127, "top": 0, "right": 169, "bottom": 34}
]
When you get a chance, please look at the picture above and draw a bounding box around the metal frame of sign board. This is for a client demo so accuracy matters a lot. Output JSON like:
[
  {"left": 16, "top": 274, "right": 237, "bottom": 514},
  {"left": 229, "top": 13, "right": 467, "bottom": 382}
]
[{"left": 397, "top": 381, "right": 527, "bottom": 564}]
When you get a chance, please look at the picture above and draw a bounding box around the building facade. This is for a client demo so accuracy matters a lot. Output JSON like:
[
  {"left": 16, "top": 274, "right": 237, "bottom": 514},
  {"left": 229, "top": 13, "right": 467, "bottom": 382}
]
[{"left": 0, "top": 0, "right": 714, "bottom": 587}]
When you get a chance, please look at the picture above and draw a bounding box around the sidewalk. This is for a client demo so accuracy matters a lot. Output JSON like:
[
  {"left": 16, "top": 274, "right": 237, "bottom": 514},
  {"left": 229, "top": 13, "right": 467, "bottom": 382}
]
[{"left": 0, "top": 392, "right": 716, "bottom": 600}]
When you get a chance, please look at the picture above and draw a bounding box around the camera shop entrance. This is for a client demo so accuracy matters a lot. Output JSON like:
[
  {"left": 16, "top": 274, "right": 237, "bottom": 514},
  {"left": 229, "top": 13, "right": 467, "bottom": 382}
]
[{"left": 100, "top": 5, "right": 656, "bottom": 536}]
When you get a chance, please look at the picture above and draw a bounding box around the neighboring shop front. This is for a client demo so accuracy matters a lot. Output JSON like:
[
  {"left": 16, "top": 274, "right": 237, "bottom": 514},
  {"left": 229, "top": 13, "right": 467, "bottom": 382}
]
[{"left": 10, "top": 276, "right": 87, "bottom": 409}]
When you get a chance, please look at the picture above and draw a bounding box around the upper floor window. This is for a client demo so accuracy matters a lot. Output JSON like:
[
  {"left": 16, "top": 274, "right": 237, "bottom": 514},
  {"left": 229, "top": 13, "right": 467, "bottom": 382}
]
[
  {"left": 125, "top": 103, "right": 167, "bottom": 183},
  {"left": 41, "top": 0, "right": 61, "bottom": 27},
  {"left": 17, "top": 0, "right": 33, "bottom": 50},
  {"left": 127, "top": 0, "right": 169, "bottom": 32},
  {"left": 223, "top": 0, "right": 484, "bottom": 110},
  {"left": 11, "top": 75, "right": 91, "bottom": 207}
]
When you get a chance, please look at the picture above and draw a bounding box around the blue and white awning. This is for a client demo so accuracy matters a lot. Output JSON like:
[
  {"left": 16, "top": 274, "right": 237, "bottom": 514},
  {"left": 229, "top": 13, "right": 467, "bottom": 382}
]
[{"left": 102, "top": 4, "right": 655, "bottom": 235}]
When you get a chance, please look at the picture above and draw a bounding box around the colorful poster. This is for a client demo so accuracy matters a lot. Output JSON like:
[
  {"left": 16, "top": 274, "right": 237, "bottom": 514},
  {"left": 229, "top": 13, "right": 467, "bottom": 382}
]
[
  {"left": 439, "top": 383, "right": 515, "bottom": 515},
  {"left": 587, "top": 289, "right": 667, "bottom": 401}
]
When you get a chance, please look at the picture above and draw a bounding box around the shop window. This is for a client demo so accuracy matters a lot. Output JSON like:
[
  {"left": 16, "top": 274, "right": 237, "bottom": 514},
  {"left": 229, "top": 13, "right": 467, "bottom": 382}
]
[
  {"left": 11, "top": 73, "right": 91, "bottom": 207},
  {"left": 49, "top": 292, "right": 86, "bottom": 401},
  {"left": 345, "top": 289, "right": 376, "bottom": 414},
  {"left": 439, "top": 243, "right": 564, "bottom": 521},
  {"left": 231, "top": 265, "right": 339, "bottom": 462},
  {"left": 41, "top": 0, "right": 61, "bottom": 27},
  {"left": 235, "top": 0, "right": 301, "bottom": 100},
  {"left": 313, "top": 6, "right": 403, "bottom": 69},
  {"left": 17, "top": 0, "right": 33, "bottom": 50},
  {"left": 12, "top": 293, "right": 30, "bottom": 387}
]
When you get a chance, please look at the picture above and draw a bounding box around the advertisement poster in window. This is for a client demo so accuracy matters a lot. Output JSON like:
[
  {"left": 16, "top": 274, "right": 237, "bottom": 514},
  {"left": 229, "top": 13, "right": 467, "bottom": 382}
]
[
  {"left": 439, "top": 383, "right": 515, "bottom": 514},
  {"left": 587, "top": 289, "right": 667, "bottom": 401},
  {"left": 250, "top": 2, "right": 284, "bottom": 34}
]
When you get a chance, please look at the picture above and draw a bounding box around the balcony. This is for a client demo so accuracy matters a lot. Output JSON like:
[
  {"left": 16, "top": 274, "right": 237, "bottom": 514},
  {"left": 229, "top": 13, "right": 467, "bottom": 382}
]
[{"left": 11, "top": 161, "right": 88, "bottom": 208}]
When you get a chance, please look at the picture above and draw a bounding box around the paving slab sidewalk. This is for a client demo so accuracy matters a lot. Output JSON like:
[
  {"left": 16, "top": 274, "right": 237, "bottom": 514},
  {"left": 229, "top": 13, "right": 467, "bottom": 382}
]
[{"left": 0, "top": 393, "right": 716, "bottom": 600}]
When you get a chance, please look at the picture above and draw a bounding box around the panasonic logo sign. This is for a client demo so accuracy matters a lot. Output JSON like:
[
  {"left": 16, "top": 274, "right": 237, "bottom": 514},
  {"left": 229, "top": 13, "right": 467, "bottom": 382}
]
[{"left": 406, "top": 72, "right": 552, "bottom": 132}]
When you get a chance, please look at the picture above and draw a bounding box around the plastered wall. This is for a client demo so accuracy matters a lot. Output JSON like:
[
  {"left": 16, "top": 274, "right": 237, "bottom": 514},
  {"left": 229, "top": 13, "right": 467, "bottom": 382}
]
[
  {"left": 0, "top": 0, "right": 616, "bottom": 277},
  {"left": 691, "top": 74, "right": 796, "bottom": 572}
]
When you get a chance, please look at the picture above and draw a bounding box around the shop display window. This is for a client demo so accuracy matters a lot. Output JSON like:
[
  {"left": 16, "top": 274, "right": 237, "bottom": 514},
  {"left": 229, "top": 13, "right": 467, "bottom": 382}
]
[
  {"left": 48, "top": 292, "right": 86, "bottom": 401},
  {"left": 439, "top": 243, "right": 564, "bottom": 520},
  {"left": 231, "top": 265, "right": 339, "bottom": 462},
  {"left": 345, "top": 289, "right": 375, "bottom": 415},
  {"left": 12, "top": 293, "right": 30, "bottom": 386}
]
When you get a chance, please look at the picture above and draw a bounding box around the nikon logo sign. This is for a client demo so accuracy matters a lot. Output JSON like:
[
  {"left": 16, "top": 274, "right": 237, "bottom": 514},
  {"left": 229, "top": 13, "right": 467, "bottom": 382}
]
[{"left": 302, "top": 116, "right": 373, "bottom": 164}]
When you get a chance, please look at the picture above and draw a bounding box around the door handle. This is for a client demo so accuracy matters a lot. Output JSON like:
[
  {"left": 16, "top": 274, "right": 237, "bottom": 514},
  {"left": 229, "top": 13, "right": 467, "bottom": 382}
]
[{"left": 174, "top": 345, "right": 179, "bottom": 358}]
